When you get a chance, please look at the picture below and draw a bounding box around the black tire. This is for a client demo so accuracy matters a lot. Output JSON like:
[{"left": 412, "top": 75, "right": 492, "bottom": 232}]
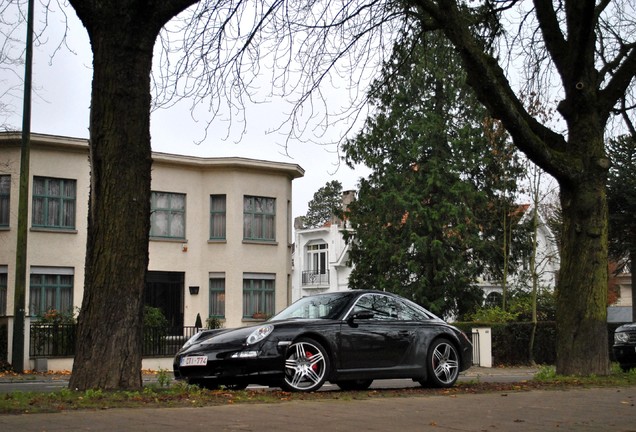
[
  {"left": 335, "top": 379, "right": 373, "bottom": 391},
  {"left": 281, "top": 337, "right": 330, "bottom": 392},
  {"left": 425, "top": 338, "right": 460, "bottom": 388}
]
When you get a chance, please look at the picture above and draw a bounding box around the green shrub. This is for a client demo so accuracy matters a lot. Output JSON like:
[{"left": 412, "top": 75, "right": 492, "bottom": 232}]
[
  {"left": 455, "top": 321, "right": 557, "bottom": 365},
  {"left": 143, "top": 306, "right": 169, "bottom": 356},
  {"left": 143, "top": 306, "right": 169, "bottom": 328},
  {"left": 468, "top": 306, "right": 519, "bottom": 323}
]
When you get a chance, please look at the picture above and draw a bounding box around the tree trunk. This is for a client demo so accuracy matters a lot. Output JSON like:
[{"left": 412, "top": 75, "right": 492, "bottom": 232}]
[
  {"left": 69, "top": 16, "right": 156, "bottom": 392},
  {"left": 555, "top": 128, "right": 610, "bottom": 376},
  {"left": 67, "top": 0, "right": 197, "bottom": 391}
]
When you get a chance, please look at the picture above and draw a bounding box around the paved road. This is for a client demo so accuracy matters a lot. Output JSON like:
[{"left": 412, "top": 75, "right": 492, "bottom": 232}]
[{"left": 1, "top": 386, "right": 634, "bottom": 431}]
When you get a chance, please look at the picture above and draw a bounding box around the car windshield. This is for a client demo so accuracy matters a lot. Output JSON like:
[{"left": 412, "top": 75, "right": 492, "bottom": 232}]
[{"left": 270, "top": 293, "right": 354, "bottom": 321}]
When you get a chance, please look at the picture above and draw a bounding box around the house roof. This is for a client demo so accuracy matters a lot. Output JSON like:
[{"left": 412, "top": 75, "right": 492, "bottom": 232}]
[{"left": 0, "top": 132, "right": 305, "bottom": 179}]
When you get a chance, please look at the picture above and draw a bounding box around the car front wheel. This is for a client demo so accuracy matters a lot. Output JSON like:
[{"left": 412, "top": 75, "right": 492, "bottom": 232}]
[
  {"left": 282, "top": 338, "right": 330, "bottom": 392},
  {"left": 425, "top": 338, "right": 460, "bottom": 388}
]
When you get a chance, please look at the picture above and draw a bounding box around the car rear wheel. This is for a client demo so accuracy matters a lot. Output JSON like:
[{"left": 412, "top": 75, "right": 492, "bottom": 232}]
[
  {"left": 282, "top": 338, "right": 330, "bottom": 392},
  {"left": 334, "top": 379, "right": 373, "bottom": 391},
  {"left": 425, "top": 338, "right": 460, "bottom": 388}
]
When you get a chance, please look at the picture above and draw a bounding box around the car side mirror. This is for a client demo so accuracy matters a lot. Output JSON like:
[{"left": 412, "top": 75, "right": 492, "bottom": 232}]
[{"left": 347, "top": 311, "right": 374, "bottom": 327}]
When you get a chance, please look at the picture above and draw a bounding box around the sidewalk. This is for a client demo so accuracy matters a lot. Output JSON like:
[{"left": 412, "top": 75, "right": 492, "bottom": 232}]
[
  {"left": 0, "top": 365, "right": 540, "bottom": 384},
  {"left": 1, "top": 385, "right": 634, "bottom": 431}
]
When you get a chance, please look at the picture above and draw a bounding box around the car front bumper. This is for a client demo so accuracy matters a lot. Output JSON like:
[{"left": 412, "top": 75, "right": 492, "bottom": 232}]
[
  {"left": 173, "top": 339, "right": 285, "bottom": 385},
  {"left": 613, "top": 344, "right": 636, "bottom": 367}
]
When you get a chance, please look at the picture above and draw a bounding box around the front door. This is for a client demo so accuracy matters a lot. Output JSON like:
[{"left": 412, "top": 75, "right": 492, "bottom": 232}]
[{"left": 144, "top": 271, "right": 184, "bottom": 332}]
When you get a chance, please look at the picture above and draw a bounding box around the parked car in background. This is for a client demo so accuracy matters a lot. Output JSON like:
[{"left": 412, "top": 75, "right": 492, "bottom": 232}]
[
  {"left": 613, "top": 322, "right": 636, "bottom": 371},
  {"left": 173, "top": 290, "right": 472, "bottom": 392}
]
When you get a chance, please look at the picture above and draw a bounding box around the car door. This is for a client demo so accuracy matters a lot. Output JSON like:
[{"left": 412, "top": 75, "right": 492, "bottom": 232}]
[{"left": 338, "top": 294, "right": 416, "bottom": 372}]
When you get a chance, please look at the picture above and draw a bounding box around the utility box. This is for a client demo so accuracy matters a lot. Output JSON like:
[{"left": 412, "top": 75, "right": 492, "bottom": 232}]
[{"left": 472, "top": 327, "right": 492, "bottom": 368}]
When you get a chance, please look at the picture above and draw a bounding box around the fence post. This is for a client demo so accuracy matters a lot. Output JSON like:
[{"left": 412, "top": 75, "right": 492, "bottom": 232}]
[{"left": 472, "top": 327, "right": 492, "bottom": 368}]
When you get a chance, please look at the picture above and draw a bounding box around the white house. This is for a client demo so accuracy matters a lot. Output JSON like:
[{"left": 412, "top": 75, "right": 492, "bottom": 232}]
[
  {"left": 608, "top": 263, "right": 634, "bottom": 323},
  {"left": 478, "top": 204, "right": 561, "bottom": 306},
  {"left": 291, "top": 191, "right": 355, "bottom": 302},
  {"left": 292, "top": 197, "right": 561, "bottom": 306}
]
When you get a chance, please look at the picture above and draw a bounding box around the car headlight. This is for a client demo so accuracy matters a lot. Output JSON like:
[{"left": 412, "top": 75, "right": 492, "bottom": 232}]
[
  {"left": 246, "top": 325, "right": 274, "bottom": 345},
  {"left": 615, "top": 332, "right": 629, "bottom": 344}
]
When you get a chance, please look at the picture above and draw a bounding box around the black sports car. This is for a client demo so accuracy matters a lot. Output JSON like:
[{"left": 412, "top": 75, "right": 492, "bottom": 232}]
[{"left": 173, "top": 290, "right": 473, "bottom": 392}]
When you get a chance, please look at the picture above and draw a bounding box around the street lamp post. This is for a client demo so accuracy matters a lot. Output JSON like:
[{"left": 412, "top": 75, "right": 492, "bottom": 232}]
[{"left": 12, "top": 0, "right": 34, "bottom": 373}]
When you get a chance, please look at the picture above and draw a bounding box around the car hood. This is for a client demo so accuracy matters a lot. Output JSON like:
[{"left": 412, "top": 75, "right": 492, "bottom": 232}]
[
  {"left": 180, "top": 319, "right": 330, "bottom": 352},
  {"left": 190, "top": 325, "right": 264, "bottom": 347},
  {"left": 616, "top": 322, "right": 636, "bottom": 332}
]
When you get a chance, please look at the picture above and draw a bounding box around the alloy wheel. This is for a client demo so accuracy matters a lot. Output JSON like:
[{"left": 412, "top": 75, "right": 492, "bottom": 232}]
[{"left": 283, "top": 338, "right": 329, "bottom": 392}]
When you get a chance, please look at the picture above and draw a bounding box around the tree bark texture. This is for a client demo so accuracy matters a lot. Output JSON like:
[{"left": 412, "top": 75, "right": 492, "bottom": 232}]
[
  {"left": 68, "top": 0, "right": 197, "bottom": 390},
  {"left": 556, "top": 125, "right": 609, "bottom": 375}
]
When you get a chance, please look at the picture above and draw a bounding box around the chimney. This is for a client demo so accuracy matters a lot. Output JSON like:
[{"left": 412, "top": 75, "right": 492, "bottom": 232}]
[{"left": 331, "top": 190, "right": 356, "bottom": 226}]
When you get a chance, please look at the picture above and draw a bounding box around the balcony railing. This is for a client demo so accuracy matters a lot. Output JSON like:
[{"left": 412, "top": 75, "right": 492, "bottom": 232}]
[
  {"left": 29, "top": 323, "right": 201, "bottom": 358},
  {"left": 301, "top": 270, "right": 329, "bottom": 287}
]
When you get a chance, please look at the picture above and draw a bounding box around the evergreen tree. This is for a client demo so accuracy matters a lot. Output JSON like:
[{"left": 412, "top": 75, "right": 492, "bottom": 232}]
[
  {"left": 342, "top": 31, "right": 524, "bottom": 319},
  {"left": 302, "top": 180, "right": 343, "bottom": 228},
  {"left": 607, "top": 134, "right": 636, "bottom": 320}
]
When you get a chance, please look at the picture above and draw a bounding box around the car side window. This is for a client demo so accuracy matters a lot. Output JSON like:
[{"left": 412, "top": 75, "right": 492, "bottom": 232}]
[
  {"left": 352, "top": 294, "right": 431, "bottom": 322},
  {"left": 396, "top": 299, "right": 430, "bottom": 321},
  {"left": 352, "top": 294, "right": 403, "bottom": 321}
]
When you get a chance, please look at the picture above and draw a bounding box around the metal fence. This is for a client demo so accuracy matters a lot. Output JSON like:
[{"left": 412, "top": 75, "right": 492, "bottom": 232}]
[
  {"left": 301, "top": 271, "right": 329, "bottom": 286},
  {"left": 29, "top": 324, "right": 201, "bottom": 358},
  {"left": 29, "top": 323, "right": 484, "bottom": 365}
]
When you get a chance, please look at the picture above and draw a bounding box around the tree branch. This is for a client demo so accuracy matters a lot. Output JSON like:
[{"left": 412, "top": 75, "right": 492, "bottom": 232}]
[{"left": 414, "top": 0, "right": 572, "bottom": 182}]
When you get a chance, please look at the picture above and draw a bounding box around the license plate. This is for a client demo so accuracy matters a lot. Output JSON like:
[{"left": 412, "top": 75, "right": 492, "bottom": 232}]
[{"left": 180, "top": 356, "right": 208, "bottom": 367}]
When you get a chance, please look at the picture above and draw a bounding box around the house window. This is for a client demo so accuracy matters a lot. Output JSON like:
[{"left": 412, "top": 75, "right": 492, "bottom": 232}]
[
  {"left": 0, "top": 267, "right": 7, "bottom": 316},
  {"left": 210, "top": 195, "right": 226, "bottom": 240},
  {"left": 209, "top": 273, "right": 225, "bottom": 318},
  {"left": 29, "top": 268, "right": 74, "bottom": 317},
  {"left": 308, "top": 243, "right": 328, "bottom": 274},
  {"left": 243, "top": 196, "right": 275, "bottom": 241},
  {"left": 32, "top": 177, "right": 76, "bottom": 229},
  {"left": 303, "top": 242, "right": 329, "bottom": 285},
  {"left": 485, "top": 292, "right": 502, "bottom": 308},
  {"left": 150, "top": 191, "right": 186, "bottom": 239},
  {"left": 243, "top": 273, "right": 275, "bottom": 318},
  {"left": 0, "top": 175, "right": 9, "bottom": 227}
]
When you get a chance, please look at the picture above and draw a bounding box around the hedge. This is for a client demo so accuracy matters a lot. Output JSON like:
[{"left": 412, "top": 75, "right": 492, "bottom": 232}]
[{"left": 455, "top": 321, "right": 625, "bottom": 366}]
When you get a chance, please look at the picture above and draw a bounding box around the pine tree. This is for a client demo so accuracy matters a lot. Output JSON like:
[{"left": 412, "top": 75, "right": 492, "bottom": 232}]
[
  {"left": 607, "top": 134, "right": 636, "bottom": 320},
  {"left": 302, "top": 180, "right": 344, "bottom": 228},
  {"left": 342, "top": 31, "right": 524, "bottom": 319}
]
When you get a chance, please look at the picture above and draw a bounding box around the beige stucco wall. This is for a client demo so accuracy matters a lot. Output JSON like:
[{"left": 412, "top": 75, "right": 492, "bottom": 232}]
[
  {"left": 1, "top": 133, "right": 303, "bottom": 338},
  {"left": 149, "top": 157, "right": 298, "bottom": 328},
  {"left": 0, "top": 135, "right": 90, "bottom": 317}
]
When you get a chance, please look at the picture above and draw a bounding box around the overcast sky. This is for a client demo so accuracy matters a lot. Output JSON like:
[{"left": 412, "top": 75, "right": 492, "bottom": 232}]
[{"left": 2, "top": 4, "right": 370, "bottom": 221}]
